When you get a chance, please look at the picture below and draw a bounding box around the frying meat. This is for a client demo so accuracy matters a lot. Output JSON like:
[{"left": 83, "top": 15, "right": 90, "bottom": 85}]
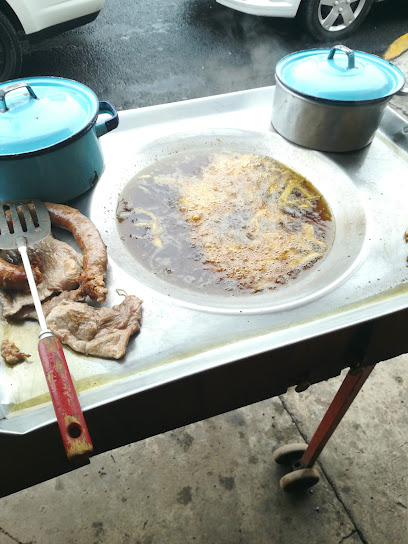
[
  {"left": 0, "top": 236, "right": 83, "bottom": 318},
  {"left": 0, "top": 203, "right": 107, "bottom": 302},
  {"left": 46, "top": 295, "right": 142, "bottom": 360},
  {"left": 1, "top": 340, "right": 30, "bottom": 365},
  {"left": 117, "top": 151, "right": 333, "bottom": 294},
  {"left": 177, "top": 153, "right": 330, "bottom": 290},
  {"left": 45, "top": 203, "right": 108, "bottom": 302}
]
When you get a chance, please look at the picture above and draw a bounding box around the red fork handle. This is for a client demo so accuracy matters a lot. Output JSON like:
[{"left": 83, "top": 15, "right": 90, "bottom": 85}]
[{"left": 38, "top": 335, "right": 93, "bottom": 462}]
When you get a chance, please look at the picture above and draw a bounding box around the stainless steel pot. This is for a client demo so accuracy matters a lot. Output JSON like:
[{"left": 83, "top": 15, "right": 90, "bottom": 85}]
[{"left": 271, "top": 45, "right": 408, "bottom": 153}]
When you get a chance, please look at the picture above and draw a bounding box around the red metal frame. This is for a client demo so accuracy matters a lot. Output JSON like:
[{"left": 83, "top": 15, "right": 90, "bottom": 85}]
[{"left": 300, "top": 365, "right": 375, "bottom": 468}]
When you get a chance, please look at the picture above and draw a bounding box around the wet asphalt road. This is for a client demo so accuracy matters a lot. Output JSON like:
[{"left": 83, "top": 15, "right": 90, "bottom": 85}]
[{"left": 20, "top": 0, "right": 408, "bottom": 110}]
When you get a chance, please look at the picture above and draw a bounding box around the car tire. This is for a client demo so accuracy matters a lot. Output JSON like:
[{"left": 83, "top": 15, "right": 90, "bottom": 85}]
[
  {"left": 0, "top": 10, "right": 23, "bottom": 83},
  {"left": 298, "top": 0, "right": 374, "bottom": 41}
]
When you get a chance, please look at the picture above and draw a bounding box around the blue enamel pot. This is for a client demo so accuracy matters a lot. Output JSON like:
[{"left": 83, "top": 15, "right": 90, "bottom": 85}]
[{"left": 0, "top": 77, "right": 119, "bottom": 203}]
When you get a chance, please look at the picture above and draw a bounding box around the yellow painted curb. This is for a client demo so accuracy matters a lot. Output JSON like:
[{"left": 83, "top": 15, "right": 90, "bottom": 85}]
[{"left": 383, "top": 33, "right": 408, "bottom": 61}]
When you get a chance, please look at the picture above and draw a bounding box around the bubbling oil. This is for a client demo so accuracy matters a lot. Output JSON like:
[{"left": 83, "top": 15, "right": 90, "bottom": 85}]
[{"left": 117, "top": 150, "right": 334, "bottom": 295}]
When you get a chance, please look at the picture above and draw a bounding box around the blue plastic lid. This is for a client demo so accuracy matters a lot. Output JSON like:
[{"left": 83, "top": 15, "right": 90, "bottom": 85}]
[
  {"left": 0, "top": 77, "right": 99, "bottom": 157},
  {"left": 275, "top": 46, "right": 405, "bottom": 102}
]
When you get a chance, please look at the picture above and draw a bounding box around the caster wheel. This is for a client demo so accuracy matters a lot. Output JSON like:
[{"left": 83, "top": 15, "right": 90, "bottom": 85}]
[
  {"left": 280, "top": 468, "right": 320, "bottom": 493},
  {"left": 273, "top": 443, "right": 307, "bottom": 466}
]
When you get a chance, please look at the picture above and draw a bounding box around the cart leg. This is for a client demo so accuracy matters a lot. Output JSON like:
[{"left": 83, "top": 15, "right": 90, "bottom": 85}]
[
  {"left": 299, "top": 364, "right": 375, "bottom": 469},
  {"left": 273, "top": 364, "right": 375, "bottom": 492}
]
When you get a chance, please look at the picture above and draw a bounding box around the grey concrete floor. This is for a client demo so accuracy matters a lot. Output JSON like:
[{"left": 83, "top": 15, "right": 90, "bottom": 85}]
[{"left": 1, "top": 13, "right": 408, "bottom": 544}]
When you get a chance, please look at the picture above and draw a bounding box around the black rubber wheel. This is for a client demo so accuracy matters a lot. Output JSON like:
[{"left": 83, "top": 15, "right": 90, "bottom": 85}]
[
  {"left": 280, "top": 468, "right": 320, "bottom": 492},
  {"left": 298, "top": 0, "right": 374, "bottom": 41},
  {"left": 0, "top": 10, "right": 23, "bottom": 82},
  {"left": 273, "top": 443, "right": 307, "bottom": 466}
]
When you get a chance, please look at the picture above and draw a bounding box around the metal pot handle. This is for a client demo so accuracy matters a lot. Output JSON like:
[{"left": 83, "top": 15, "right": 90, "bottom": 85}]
[
  {"left": 0, "top": 82, "right": 38, "bottom": 113},
  {"left": 327, "top": 45, "right": 355, "bottom": 70},
  {"left": 95, "top": 101, "right": 119, "bottom": 138}
]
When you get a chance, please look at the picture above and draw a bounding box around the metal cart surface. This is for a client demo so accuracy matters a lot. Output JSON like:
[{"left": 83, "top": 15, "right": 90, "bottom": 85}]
[{"left": 1, "top": 87, "right": 407, "bottom": 497}]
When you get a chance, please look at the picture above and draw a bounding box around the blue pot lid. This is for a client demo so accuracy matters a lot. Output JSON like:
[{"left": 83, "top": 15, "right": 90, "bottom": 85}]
[
  {"left": 0, "top": 77, "right": 99, "bottom": 157},
  {"left": 275, "top": 46, "right": 406, "bottom": 102}
]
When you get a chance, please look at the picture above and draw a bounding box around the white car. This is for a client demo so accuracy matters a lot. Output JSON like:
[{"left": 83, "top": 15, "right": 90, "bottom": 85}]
[
  {"left": 216, "top": 0, "right": 380, "bottom": 40},
  {"left": 0, "top": 0, "right": 105, "bottom": 82}
]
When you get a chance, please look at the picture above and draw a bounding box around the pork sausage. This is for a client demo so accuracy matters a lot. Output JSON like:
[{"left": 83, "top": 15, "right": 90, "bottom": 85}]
[
  {"left": 0, "top": 258, "right": 43, "bottom": 291},
  {"left": 45, "top": 203, "right": 108, "bottom": 302}
]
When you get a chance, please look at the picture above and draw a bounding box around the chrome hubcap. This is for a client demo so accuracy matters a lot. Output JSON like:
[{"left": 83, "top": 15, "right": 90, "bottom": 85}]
[{"left": 318, "top": 0, "right": 367, "bottom": 32}]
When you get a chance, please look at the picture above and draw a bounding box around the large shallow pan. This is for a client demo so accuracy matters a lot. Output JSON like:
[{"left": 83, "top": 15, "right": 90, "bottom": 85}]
[{"left": 271, "top": 45, "right": 408, "bottom": 152}]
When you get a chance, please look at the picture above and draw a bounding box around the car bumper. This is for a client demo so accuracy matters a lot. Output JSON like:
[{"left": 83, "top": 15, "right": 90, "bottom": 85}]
[
  {"left": 215, "top": 0, "right": 301, "bottom": 18},
  {"left": 8, "top": 0, "right": 105, "bottom": 36},
  {"left": 27, "top": 11, "right": 102, "bottom": 43}
]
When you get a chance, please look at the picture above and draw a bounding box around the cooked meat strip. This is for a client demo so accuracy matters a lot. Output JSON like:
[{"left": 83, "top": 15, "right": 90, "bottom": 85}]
[
  {"left": 0, "top": 203, "right": 107, "bottom": 301},
  {"left": 1, "top": 340, "right": 30, "bottom": 365},
  {"left": 45, "top": 203, "right": 108, "bottom": 302},
  {"left": 46, "top": 295, "right": 142, "bottom": 360},
  {"left": 0, "top": 236, "right": 83, "bottom": 318},
  {"left": 11, "top": 288, "right": 86, "bottom": 321}
]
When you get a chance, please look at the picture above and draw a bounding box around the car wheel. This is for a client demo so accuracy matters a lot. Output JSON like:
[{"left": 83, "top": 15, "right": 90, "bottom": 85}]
[
  {"left": 0, "top": 10, "right": 23, "bottom": 83},
  {"left": 299, "top": 0, "right": 374, "bottom": 41}
]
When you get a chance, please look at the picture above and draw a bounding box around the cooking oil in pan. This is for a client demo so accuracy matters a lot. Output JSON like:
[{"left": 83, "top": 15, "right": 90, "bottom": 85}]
[{"left": 116, "top": 150, "right": 334, "bottom": 295}]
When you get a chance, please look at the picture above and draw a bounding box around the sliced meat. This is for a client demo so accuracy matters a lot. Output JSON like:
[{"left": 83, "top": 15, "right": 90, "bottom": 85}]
[
  {"left": 11, "top": 288, "right": 86, "bottom": 321},
  {"left": 45, "top": 203, "right": 108, "bottom": 302},
  {"left": 0, "top": 203, "right": 107, "bottom": 302},
  {"left": 46, "top": 296, "right": 142, "bottom": 360},
  {"left": 0, "top": 236, "right": 83, "bottom": 318},
  {"left": 1, "top": 340, "right": 30, "bottom": 365}
]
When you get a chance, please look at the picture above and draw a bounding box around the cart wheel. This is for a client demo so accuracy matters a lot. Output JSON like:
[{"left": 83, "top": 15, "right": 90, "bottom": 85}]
[
  {"left": 273, "top": 443, "right": 307, "bottom": 466},
  {"left": 280, "top": 468, "right": 320, "bottom": 493}
]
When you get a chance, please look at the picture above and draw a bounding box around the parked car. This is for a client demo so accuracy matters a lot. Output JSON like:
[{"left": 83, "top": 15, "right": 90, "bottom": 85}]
[
  {"left": 215, "top": 0, "right": 380, "bottom": 41},
  {"left": 0, "top": 0, "right": 105, "bottom": 82}
]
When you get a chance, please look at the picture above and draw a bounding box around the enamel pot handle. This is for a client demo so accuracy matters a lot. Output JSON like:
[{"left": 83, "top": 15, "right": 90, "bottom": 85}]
[
  {"left": 0, "top": 82, "right": 38, "bottom": 112},
  {"left": 95, "top": 100, "right": 119, "bottom": 137},
  {"left": 327, "top": 45, "right": 355, "bottom": 70}
]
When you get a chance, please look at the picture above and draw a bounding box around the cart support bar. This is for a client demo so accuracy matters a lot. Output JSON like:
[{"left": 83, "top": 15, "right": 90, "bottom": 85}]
[{"left": 300, "top": 365, "right": 375, "bottom": 468}]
